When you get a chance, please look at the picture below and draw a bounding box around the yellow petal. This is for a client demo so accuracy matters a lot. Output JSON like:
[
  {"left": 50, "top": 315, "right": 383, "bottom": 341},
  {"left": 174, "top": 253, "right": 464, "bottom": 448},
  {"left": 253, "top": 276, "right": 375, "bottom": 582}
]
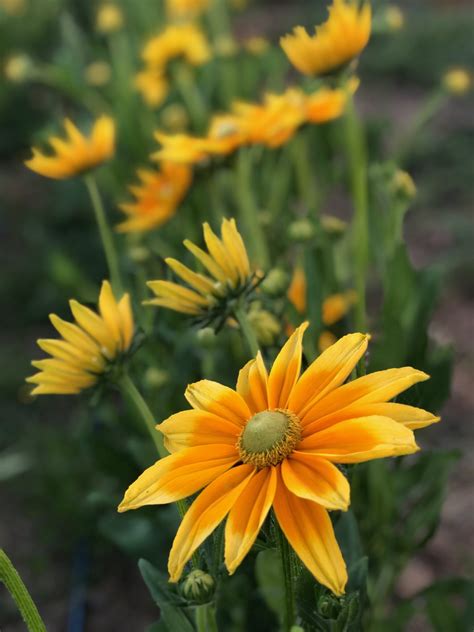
[
  {"left": 225, "top": 466, "right": 277, "bottom": 574},
  {"left": 29, "top": 383, "right": 82, "bottom": 395},
  {"left": 49, "top": 314, "right": 99, "bottom": 356},
  {"left": 183, "top": 239, "right": 228, "bottom": 283},
  {"left": 117, "top": 293, "right": 134, "bottom": 350},
  {"left": 165, "top": 257, "right": 215, "bottom": 295},
  {"left": 159, "top": 410, "right": 240, "bottom": 453},
  {"left": 273, "top": 470, "right": 347, "bottom": 595},
  {"left": 185, "top": 380, "right": 251, "bottom": 426},
  {"left": 168, "top": 464, "right": 255, "bottom": 582},
  {"left": 267, "top": 322, "right": 308, "bottom": 409},
  {"left": 98, "top": 281, "right": 123, "bottom": 350},
  {"left": 203, "top": 222, "right": 236, "bottom": 283},
  {"left": 299, "top": 416, "right": 419, "bottom": 463},
  {"left": 236, "top": 351, "right": 269, "bottom": 414},
  {"left": 69, "top": 300, "right": 117, "bottom": 359},
  {"left": 289, "top": 333, "right": 369, "bottom": 421},
  {"left": 281, "top": 452, "right": 350, "bottom": 511},
  {"left": 118, "top": 445, "right": 239, "bottom": 511},
  {"left": 221, "top": 218, "right": 250, "bottom": 283},
  {"left": 37, "top": 339, "right": 104, "bottom": 373},
  {"left": 147, "top": 280, "right": 210, "bottom": 308},
  {"left": 144, "top": 297, "right": 201, "bottom": 315}
]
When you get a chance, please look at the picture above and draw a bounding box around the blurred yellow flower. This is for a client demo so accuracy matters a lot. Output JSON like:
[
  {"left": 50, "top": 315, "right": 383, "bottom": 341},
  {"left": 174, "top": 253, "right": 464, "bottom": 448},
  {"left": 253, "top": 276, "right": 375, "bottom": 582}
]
[
  {"left": 442, "top": 67, "right": 471, "bottom": 96},
  {"left": 391, "top": 169, "right": 417, "bottom": 200},
  {"left": 244, "top": 36, "right": 270, "bottom": 56},
  {"left": 25, "top": 116, "right": 115, "bottom": 179},
  {"left": 166, "top": 0, "right": 209, "bottom": 19},
  {"left": 280, "top": 0, "right": 371, "bottom": 77},
  {"left": 119, "top": 324, "right": 437, "bottom": 591},
  {"left": 305, "top": 85, "right": 349, "bottom": 123},
  {"left": 385, "top": 5, "right": 404, "bottom": 31},
  {"left": 96, "top": 3, "right": 124, "bottom": 34},
  {"left": 134, "top": 68, "right": 169, "bottom": 108},
  {"left": 146, "top": 218, "right": 253, "bottom": 316},
  {"left": 85, "top": 61, "right": 112, "bottom": 87},
  {"left": 143, "top": 24, "right": 211, "bottom": 71},
  {"left": 3, "top": 53, "right": 32, "bottom": 83},
  {"left": 0, "top": 0, "right": 26, "bottom": 16},
  {"left": 206, "top": 113, "right": 248, "bottom": 156},
  {"left": 117, "top": 163, "right": 192, "bottom": 233},
  {"left": 27, "top": 281, "right": 134, "bottom": 395},
  {"left": 161, "top": 103, "right": 190, "bottom": 132},
  {"left": 152, "top": 132, "right": 212, "bottom": 165}
]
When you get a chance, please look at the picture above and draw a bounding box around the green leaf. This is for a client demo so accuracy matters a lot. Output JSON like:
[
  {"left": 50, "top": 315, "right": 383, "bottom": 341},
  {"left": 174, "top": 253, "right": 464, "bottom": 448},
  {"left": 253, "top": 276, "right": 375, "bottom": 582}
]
[
  {"left": 255, "top": 549, "right": 285, "bottom": 624},
  {"left": 138, "top": 559, "right": 194, "bottom": 632}
]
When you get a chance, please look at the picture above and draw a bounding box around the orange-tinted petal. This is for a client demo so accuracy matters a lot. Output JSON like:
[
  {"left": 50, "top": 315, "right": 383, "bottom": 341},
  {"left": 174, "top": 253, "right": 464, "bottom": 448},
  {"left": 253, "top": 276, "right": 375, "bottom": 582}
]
[
  {"left": 268, "top": 322, "right": 308, "bottom": 409},
  {"left": 185, "top": 380, "right": 251, "bottom": 426},
  {"left": 118, "top": 445, "right": 239, "bottom": 511},
  {"left": 225, "top": 466, "right": 277, "bottom": 574},
  {"left": 168, "top": 464, "right": 255, "bottom": 581},
  {"left": 236, "top": 351, "right": 269, "bottom": 414},
  {"left": 159, "top": 410, "right": 240, "bottom": 453},
  {"left": 281, "top": 452, "right": 350, "bottom": 510},
  {"left": 273, "top": 471, "right": 347, "bottom": 595}
]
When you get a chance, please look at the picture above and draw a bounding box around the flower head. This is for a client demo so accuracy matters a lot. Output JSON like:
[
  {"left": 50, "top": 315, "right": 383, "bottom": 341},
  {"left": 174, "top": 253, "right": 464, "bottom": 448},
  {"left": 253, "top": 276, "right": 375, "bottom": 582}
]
[
  {"left": 280, "top": 0, "right": 371, "bottom": 77},
  {"left": 134, "top": 68, "right": 169, "bottom": 108},
  {"left": 96, "top": 3, "right": 124, "bottom": 34},
  {"left": 152, "top": 131, "right": 213, "bottom": 166},
  {"left": 119, "top": 325, "right": 439, "bottom": 593},
  {"left": 27, "top": 281, "right": 134, "bottom": 395},
  {"left": 145, "top": 218, "right": 258, "bottom": 327},
  {"left": 166, "top": 0, "right": 210, "bottom": 19},
  {"left": 143, "top": 24, "right": 211, "bottom": 71},
  {"left": 117, "top": 163, "right": 192, "bottom": 233},
  {"left": 25, "top": 116, "right": 115, "bottom": 179}
]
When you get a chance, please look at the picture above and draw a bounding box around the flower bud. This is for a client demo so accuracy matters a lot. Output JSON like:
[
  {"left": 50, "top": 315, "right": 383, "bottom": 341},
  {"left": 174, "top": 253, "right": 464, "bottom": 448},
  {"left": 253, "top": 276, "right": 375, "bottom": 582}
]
[
  {"left": 180, "top": 570, "right": 215, "bottom": 604},
  {"left": 128, "top": 246, "right": 151, "bottom": 264},
  {"left": 442, "top": 68, "right": 471, "bottom": 96},
  {"left": 260, "top": 268, "right": 290, "bottom": 297},
  {"left": 160, "top": 103, "right": 189, "bottom": 133},
  {"left": 288, "top": 218, "right": 315, "bottom": 242},
  {"left": 244, "top": 37, "right": 270, "bottom": 56},
  {"left": 321, "top": 215, "right": 347, "bottom": 235},
  {"left": 385, "top": 6, "right": 404, "bottom": 31},
  {"left": 391, "top": 169, "right": 416, "bottom": 200},
  {"left": 84, "top": 61, "right": 111, "bottom": 87},
  {"left": 4, "top": 54, "right": 32, "bottom": 83},
  {"left": 96, "top": 3, "right": 124, "bottom": 34},
  {"left": 196, "top": 327, "right": 217, "bottom": 348},
  {"left": 144, "top": 368, "right": 169, "bottom": 389},
  {"left": 214, "top": 36, "right": 238, "bottom": 58},
  {"left": 248, "top": 307, "right": 281, "bottom": 346}
]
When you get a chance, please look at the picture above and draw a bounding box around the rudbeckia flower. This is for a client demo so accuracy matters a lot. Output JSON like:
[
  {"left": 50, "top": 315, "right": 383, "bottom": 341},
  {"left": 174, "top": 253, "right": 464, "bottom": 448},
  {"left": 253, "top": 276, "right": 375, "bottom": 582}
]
[
  {"left": 117, "top": 163, "right": 192, "bottom": 233},
  {"left": 27, "top": 281, "right": 134, "bottom": 395},
  {"left": 152, "top": 132, "right": 212, "bottom": 166},
  {"left": 118, "top": 325, "right": 439, "bottom": 593},
  {"left": 96, "top": 3, "right": 124, "bottom": 34},
  {"left": 142, "top": 24, "right": 211, "bottom": 71},
  {"left": 145, "top": 218, "right": 258, "bottom": 323},
  {"left": 166, "top": 0, "right": 210, "bottom": 19},
  {"left": 134, "top": 68, "right": 169, "bottom": 108},
  {"left": 25, "top": 116, "right": 115, "bottom": 180},
  {"left": 280, "top": 0, "right": 371, "bottom": 77}
]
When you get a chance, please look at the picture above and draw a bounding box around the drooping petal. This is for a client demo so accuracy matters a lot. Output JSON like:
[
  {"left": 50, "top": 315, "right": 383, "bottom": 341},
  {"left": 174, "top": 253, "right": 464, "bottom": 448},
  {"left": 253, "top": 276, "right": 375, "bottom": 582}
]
[
  {"left": 273, "top": 471, "right": 347, "bottom": 595},
  {"left": 159, "top": 410, "right": 240, "bottom": 453},
  {"left": 281, "top": 452, "right": 350, "bottom": 510},
  {"left": 301, "top": 367, "right": 430, "bottom": 427},
  {"left": 236, "top": 351, "right": 269, "bottom": 414},
  {"left": 185, "top": 380, "right": 251, "bottom": 426},
  {"left": 118, "top": 445, "right": 239, "bottom": 511},
  {"left": 288, "top": 333, "right": 369, "bottom": 421},
  {"left": 165, "top": 257, "right": 215, "bottom": 295},
  {"left": 225, "top": 466, "right": 277, "bottom": 574},
  {"left": 117, "top": 293, "right": 134, "bottom": 350},
  {"left": 168, "top": 464, "right": 255, "bottom": 581},
  {"left": 267, "top": 322, "right": 308, "bottom": 409},
  {"left": 98, "top": 281, "right": 123, "bottom": 349},
  {"left": 299, "top": 416, "right": 419, "bottom": 463}
]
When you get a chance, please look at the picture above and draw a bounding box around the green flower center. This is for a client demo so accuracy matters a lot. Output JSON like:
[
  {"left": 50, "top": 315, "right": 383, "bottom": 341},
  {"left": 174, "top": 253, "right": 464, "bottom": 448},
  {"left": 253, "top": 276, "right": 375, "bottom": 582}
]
[{"left": 238, "top": 408, "right": 301, "bottom": 468}]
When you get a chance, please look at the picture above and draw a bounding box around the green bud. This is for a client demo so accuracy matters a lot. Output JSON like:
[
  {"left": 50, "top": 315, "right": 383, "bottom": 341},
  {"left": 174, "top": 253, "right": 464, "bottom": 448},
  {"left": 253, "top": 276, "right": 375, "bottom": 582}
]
[
  {"left": 290, "top": 627, "right": 305, "bottom": 632},
  {"left": 288, "top": 219, "right": 315, "bottom": 242},
  {"left": 144, "top": 368, "right": 169, "bottom": 389},
  {"left": 128, "top": 246, "right": 150, "bottom": 264},
  {"left": 248, "top": 308, "right": 281, "bottom": 346},
  {"left": 260, "top": 268, "right": 289, "bottom": 297},
  {"left": 258, "top": 210, "right": 272, "bottom": 227},
  {"left": 196, "top": 327, "right": 217, "bottom": 349},
  {"left": 321, "top": 214, "right": 347, "bottom": 235},
  {"left": 180, "top": 570, "right": 215, "bottom": 604},
  {"left": 391, "top": 169, "right": 416, "bottom": 201}
]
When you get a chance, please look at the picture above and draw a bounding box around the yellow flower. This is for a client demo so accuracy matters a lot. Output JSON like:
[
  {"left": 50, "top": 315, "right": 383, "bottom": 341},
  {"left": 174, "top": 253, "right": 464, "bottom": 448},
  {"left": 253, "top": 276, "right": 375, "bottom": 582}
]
[
  {"left": 119, "top": 324, "right": 439, "bottom": 592},
  {"left": 85, "top": 61, "right": 112, "bottom": 87},
  {"left": 280, "top": 0, "right": 371, "bottom": 77},
  {"left": 134, "top": 68, "right": 169, "bottom": 108},
  {"left": 3, "top": 53, "right": 32, "bottom": 83},
  {"left": 152, "top": 131, "right": 212, "bottom": 166},
  {"left": 305, "top": 85, "right": 349, "bottom": 123},
  {"left": 96, "top": 3, "right": 124, "bottom": 34},
  {"left": 27, "top": 281, "right": 134, "bottom": 396},
  {"left": 145, "top": 218, "right": 253, "bottom": 317},
  {"left": 25, "top": 116, "right": 115, "bottom": 179},
  {"left": 117, "top": 163, "right": 192, "bottom": 233},
  {"left": 142, "top": 24, "right": 211, "bottom": 71},
  {"left": 243, "top": 36, "right": 270, "bottom": 56},
  {"left": 442, "top": 68, "right": 471, "bottom": 96},
  {"left": 166, "top": 0, "right": 210, "bottom": 19},
  {"left": 206, "top": 113, "right": 248, "bottom": 156}
]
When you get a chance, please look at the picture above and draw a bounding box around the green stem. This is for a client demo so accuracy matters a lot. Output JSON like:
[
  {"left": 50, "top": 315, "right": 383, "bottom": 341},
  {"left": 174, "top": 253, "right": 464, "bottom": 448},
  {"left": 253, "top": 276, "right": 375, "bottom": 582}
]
[
  {"left": 234, "top": 305, "right": 259, "bottom": 358},
  {"left": 173, "top": 64, "right": 207, "bottom": 132},
  {"left": 275, "top": 523, "right": 295, "bottom": 631},
  {"left": 0, "top": 549, "right": 47, "bottom": 632},
  {"left": 84, "top": 174, "right": 123, "bottom": 294},
  {"left": 291, "top": 133, "right": 319, "bottom": 215},
  {"left": 195, "top": 602, "right": 219, "bottom": 632},
  {"left": 235, "top": 149, "right": 270, "bottom": 270},
  {"left": 344, "top": 95, "right": 368, "bottom": 333}
]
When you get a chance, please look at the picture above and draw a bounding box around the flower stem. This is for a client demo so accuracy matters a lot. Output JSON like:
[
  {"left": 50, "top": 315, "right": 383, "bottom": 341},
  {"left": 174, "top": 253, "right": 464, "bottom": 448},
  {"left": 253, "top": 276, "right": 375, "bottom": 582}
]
[
  {"left": 84, "top": 174, "right": 123, "bottom": 294},
  {"left": 195, "top": 603, "right": 219, "bottom": 632},
  {"left": 0, "top": 549, "right": 47, "bottom": 632},
  {"left": 235, "top": 149, "right": 270, "bottom": 270},
  {"left": 234, "top": 305, "right": 259, "bottom": 358},
  {"left": 275, "top": 522, "right": 295, "bottom": 631},
  {"left": 344, "top": 95, "right": 368, "bottom": 333}
]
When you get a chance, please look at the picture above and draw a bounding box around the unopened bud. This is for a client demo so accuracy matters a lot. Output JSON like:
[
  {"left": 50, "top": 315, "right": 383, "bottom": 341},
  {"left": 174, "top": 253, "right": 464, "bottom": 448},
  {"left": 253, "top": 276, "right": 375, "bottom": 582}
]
[
  {"left": 96, "top": 3, "right": 124, "bottom": 34},
  {"left": 180, "top": 570, "right": 215, "bottom": 604},
  {"left": 442, "top": 68, "right": 471, "bottom": 96},
  {"left": 391, "top": 169, "right": 416, "bottom": 200},
  {"left": 214, "top": 36, "right": 238, "bottom": 58},
  {"left": 248, "top": 308, "right": 281, "bottom": 346},
  {"left": 288, "top": 219, "right": 315, "bottom": 242},
  {"left": 244, "top": 37, "right": 270, "bottom": 56},
  {"left": 144, "top": 368, "right": 169, "bottom": 389},
  {"left": 385, "top": 6, "right": 404, "bottom": 31},
  {"left": 321, "top": 215, "right": 347, "bottom": 235},
  {"left": 4, "top": 54, "right": 32, "bottom": 83},
  {"left": 128, "top": 246, "right": 151, "bottom": 264},
  {"left": 84, "top": 61, "right": 111, "bottom": 87},
  {"left": 161, "top": 103, "right": 189, "bottom": 133},
  {"left": 196, "top": 327, "right": 217, "bottom": 348},
  {"left": 261, "top": 268, "right": 289, "bottom": 297}
]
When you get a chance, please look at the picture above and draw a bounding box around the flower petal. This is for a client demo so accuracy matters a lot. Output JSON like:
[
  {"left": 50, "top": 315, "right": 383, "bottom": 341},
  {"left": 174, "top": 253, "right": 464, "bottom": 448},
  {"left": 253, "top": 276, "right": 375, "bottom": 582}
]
[
  {"left": 159, "top": 410, "right": 240, "bottom": 453},
  {"left": 98, "top": 281, "right": 122, "bottom": 349},
  {"left": 273, "top": 471, "right": 347, "bottom": 595},
  {"left": 236, "top": 351, "right": 269, "bottom": 414},
  {"left": 288, "top": 333, "right": 369, "bottom": 421},
  {"left": 168, "top": 464, "right": 255, "bottom": 581},
  {"left": 299, "top": 416, "right": 419, "bottom": 463},
  {"left": 281, "top": 452, "right": 350, "bottom": 510},
  {"left": 268, "top": 322, "right": 308, "bottom": 409},
  {"left": 118, "top": 445, "right": 239, "bottom": 511},
  {"left": 225, "top": 467, "right": 277, "bottom": 574},
  {"left": 185, "top": 380, "right": 251, "bottom": 426}
]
